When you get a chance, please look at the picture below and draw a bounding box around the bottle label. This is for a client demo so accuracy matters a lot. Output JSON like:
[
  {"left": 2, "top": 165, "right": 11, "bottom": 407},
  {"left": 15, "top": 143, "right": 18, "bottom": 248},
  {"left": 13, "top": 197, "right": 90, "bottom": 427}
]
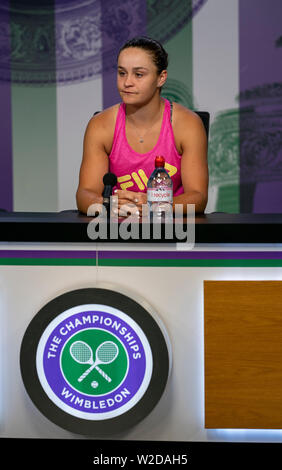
[{"left": 147, "top": 188, "right": 173, "bottom": 203}]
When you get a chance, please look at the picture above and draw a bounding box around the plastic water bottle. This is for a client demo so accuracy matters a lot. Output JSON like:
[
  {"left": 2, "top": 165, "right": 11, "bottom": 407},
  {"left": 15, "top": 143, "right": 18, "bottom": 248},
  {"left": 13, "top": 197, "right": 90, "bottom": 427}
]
[{"left": 147, "top": 156, "right": 173, "bottom": 219}]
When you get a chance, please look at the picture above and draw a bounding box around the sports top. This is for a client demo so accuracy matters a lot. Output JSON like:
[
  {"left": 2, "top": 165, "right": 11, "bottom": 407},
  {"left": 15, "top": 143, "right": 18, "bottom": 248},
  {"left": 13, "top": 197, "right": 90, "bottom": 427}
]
[{"left": 108, "top": 98, "right": 184, "bottom": 195}]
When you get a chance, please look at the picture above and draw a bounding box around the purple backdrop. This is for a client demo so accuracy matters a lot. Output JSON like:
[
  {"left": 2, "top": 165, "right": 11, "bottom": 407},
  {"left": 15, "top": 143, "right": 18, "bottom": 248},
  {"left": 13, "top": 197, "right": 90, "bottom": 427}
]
[
  {"left": 239, "top": 0, "right": 282, "bottom": 213},
  {"left": 101, "top": 0, "right": 147, "bottom": 109}
]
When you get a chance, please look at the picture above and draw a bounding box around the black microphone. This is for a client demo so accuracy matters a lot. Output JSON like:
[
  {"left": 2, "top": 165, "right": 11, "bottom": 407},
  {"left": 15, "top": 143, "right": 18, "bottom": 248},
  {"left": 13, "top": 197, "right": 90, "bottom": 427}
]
[{"left": 102, "top": 172, "right": 117, "bottom": 206}]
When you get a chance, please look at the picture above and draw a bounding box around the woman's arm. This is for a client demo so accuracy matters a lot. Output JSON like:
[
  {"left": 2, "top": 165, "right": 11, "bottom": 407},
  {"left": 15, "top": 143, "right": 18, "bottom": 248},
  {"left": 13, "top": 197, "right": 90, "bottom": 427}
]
[
  {"left": 76, "top": 113, "right": 112, "bottom": 214},
  {"left": 173, "top": 105, "right": 209, "bottom": 214}
]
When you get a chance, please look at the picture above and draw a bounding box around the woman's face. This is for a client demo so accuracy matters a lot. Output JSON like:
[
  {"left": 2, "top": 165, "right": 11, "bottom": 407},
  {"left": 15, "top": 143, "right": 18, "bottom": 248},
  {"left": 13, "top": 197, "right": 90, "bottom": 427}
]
[{"left": 117, "top": 47, "right": 167, "bottom": 105}]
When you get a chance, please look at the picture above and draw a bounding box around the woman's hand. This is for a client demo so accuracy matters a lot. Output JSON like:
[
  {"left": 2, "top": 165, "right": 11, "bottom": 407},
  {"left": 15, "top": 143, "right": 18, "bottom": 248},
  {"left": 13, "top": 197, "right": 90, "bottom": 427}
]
[{"left": 113, "top": 189, "right": 147, "bottom": 217}]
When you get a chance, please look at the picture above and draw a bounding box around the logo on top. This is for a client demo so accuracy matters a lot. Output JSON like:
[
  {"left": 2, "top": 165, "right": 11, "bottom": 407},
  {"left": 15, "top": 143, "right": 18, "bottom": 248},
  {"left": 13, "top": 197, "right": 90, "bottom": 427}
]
[{"left": 117, "top": 163, "right": 177, "bottom": 191}]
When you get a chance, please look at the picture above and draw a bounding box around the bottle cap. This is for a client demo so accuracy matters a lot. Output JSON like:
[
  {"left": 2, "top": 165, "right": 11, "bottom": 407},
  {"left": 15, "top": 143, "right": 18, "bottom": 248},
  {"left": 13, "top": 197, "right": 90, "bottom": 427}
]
[{"left": 155, "top": 156, "right": 165, "bottom": 167}]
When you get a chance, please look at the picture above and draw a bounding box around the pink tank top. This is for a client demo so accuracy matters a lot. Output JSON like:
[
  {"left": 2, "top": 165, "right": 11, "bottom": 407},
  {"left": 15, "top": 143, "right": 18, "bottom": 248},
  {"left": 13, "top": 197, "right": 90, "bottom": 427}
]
[{"left": 109, "top": 98, "right": 184, "bottom": 195}]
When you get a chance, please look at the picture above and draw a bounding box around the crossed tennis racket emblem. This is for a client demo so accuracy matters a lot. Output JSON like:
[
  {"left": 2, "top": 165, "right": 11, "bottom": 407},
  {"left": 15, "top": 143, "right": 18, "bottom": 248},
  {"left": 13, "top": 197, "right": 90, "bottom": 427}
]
[{"left": 70, "top": 340, "right": 119, "bottom": 383}]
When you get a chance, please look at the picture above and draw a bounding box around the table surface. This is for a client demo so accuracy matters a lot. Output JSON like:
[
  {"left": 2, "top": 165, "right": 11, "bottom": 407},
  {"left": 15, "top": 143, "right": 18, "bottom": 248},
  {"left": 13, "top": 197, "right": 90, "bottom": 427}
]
[{"left": 0, "top": 210, "right": 282, "bottom": 243}]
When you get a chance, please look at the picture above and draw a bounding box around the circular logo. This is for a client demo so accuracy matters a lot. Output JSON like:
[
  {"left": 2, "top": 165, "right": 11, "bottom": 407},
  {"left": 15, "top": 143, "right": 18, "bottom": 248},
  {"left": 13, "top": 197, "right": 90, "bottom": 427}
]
[{"left": 20, "top": 288, "right": 171, "bottom": 436}]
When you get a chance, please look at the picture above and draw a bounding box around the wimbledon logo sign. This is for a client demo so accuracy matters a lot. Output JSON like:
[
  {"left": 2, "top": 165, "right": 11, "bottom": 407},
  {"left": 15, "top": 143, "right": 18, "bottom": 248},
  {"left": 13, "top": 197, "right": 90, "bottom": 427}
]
[{"left": 20, "top": 288, "right": 171, "bottom": 436}]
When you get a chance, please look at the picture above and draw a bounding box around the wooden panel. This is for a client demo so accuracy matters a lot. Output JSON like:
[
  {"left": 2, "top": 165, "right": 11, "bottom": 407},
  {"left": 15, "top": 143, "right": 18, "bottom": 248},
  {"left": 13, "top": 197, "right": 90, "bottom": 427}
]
[{"left": 204, "top": 281, "right": 282, "bottom": 429}]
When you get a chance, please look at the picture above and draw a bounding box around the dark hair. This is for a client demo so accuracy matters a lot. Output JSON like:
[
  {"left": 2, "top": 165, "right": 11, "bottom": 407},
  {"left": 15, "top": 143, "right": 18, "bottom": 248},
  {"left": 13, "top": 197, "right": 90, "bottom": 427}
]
[{"left": 118, "top": 36, "right": 168, "bottom": 74}]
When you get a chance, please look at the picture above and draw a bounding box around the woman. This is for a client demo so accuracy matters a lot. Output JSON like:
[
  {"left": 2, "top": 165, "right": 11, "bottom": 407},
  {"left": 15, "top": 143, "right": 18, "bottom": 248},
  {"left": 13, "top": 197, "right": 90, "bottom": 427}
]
[{"left": 76, "top": 36, "right": 208, "bottom": 216}]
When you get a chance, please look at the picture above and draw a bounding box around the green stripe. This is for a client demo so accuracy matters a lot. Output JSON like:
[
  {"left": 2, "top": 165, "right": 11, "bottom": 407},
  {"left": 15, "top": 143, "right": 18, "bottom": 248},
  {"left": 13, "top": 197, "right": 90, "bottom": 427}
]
[
  {"left": 1, "top": 257, "right": 282, "bottom": 267},
  {"left": 162, "top": 13, "right": 193, "bottom": 108},
  {"left": 11, "top": 4, "right": 58, "bottom": 211},
  {"left": 12, "top": 88, "right": 58, "bottom": 211}
]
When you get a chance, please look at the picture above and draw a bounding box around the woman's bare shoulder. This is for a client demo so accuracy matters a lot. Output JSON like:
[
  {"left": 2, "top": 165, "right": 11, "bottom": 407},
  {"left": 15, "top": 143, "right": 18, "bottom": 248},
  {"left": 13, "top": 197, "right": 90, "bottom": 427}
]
[
  {"left": 172, "top": 102, "right": 203, "bottom": 128},
  {"left": 86, "top": 103, "right": 120, "bottom": 134},
  {"left": 171, "top": 102, "right": 207, "bottom": 153}
]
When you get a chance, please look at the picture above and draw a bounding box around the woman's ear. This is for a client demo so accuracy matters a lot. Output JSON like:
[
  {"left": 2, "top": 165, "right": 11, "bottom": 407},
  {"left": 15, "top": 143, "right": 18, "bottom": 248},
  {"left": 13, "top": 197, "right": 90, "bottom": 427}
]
[{"left": 157, "top": 70, "right": 167, "bottom": 88}]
